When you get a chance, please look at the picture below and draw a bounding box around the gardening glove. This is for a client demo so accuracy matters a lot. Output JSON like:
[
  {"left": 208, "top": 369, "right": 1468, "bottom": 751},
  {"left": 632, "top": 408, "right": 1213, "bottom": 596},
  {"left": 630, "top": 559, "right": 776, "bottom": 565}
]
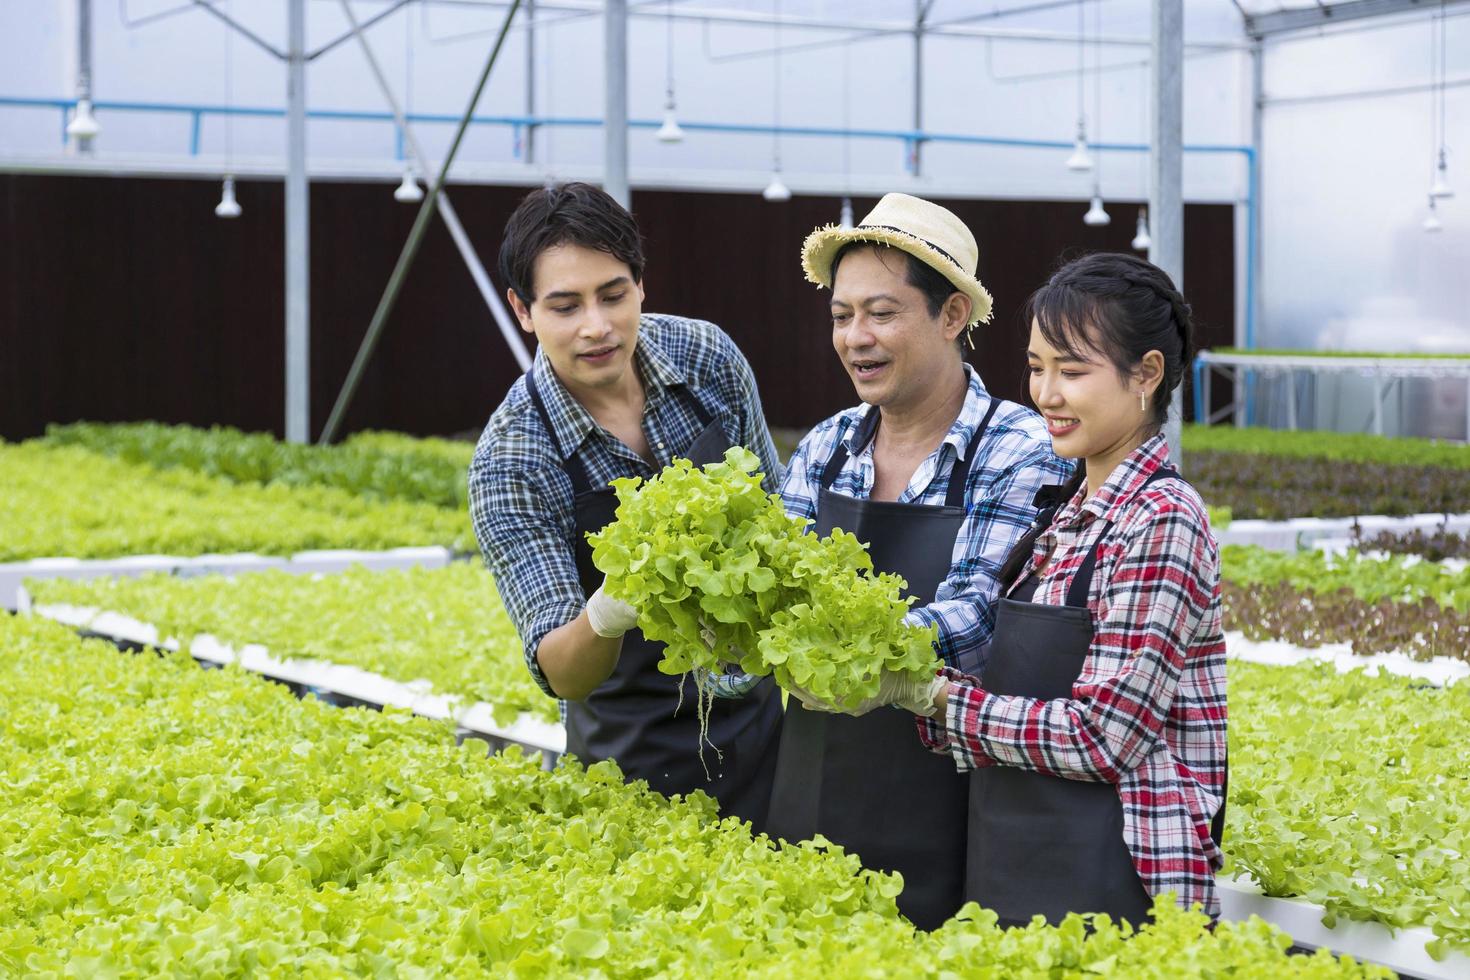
[
  {"left": 696, "top": 619, "right": 763, "bottom": 699},
  {"left": 586, "top": 579, "right": 639, "bottom": 638},
  {"left": 828, "top": 669, "right": 948, "bottom": 718}
]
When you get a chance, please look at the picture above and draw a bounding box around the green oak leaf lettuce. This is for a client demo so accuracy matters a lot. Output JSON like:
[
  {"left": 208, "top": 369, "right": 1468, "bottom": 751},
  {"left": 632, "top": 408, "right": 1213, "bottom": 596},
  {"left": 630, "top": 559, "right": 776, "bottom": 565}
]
[{"left": 589, "top": 447, "right": 940, "bottom": 709}]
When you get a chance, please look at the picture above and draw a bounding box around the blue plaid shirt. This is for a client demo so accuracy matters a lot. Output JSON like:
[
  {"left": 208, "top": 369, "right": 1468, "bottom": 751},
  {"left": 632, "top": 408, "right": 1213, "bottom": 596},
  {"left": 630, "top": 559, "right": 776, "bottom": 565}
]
[
  {"left": 781, "top": 366, "right": 1072, "bottom": 670},
  {"left": 468, "top": 314, "right": 784, "bottom": 703}
]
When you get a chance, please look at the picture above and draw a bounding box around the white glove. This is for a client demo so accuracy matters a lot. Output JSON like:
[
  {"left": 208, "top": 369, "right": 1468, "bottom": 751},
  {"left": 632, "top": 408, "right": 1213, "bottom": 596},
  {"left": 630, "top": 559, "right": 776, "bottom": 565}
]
[
  {"left": 586, "top": 581, "right": 639, "bottom": 638},
  {"left": 824, "top": 670, "right": 948, "bottom": 718},
  {"left": 696, "top": 619, "right": 762, "bottom": 699}
]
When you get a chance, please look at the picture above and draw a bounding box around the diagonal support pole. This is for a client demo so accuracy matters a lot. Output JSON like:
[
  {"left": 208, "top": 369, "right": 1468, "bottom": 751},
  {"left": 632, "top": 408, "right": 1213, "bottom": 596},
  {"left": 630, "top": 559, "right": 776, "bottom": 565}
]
[
  {"left": 319, "top": 0, "right": 523, "bottom": 445},
  {"left": 335, "top": 0, "right": 530, "bottom": 376},
  {"left": 191, "top": 0, "right": 286, "bottom": 59}
]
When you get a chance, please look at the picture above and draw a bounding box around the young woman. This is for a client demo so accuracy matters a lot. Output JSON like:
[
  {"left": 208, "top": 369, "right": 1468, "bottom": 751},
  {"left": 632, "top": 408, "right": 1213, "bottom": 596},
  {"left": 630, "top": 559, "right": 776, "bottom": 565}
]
[{"left": 841, "top": 251, "right": 1227, "bottom": 926}]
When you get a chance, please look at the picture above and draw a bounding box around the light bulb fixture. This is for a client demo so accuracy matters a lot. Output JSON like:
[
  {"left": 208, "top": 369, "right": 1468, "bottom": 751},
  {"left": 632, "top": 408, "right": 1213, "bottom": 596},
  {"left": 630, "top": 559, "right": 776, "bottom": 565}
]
[
  {"left": 1430, "top": 148, "right": 1454, "bottom": 199},
  {"left": 1065, "top": 0, "right": 1091, "bottom": 175},
  {"left": 763, "top": 0, "right": 788, "bottom": 203},
  {"left": 1066, "top": 123, "right": 1093, "bottom": 173},
  {"left": 1131, "top": 207, "right": 1152, "bottom": 251},
  {"left": 215, "top": 176, "right": 242, "bottom": 218},
  {"left": 1423, "top": 196, "right": 1444, "bottom": 232},
  {"left": 67, "top": 98, "right": 100, "bottom": 140},
  {"left": 394, "top": 169, "right": 424, "bottom": 203},
  {"left": 839, "top": 196, "right": 854, "bottom": 228},
  {"left": 1083, "top": 194, "right": 1110, "bottom": 227},
  {"left": 657, "top": 0, "right": 683, "bottom": 145},
  {"left": 657, "top": 102, "right": 685, "bottom": 144}
]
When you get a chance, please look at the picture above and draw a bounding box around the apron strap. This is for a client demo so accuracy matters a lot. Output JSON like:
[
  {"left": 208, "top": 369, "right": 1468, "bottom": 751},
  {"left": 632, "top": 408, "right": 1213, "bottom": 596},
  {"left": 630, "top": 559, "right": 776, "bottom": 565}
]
[
  {"left": 1063, "top": 466, "right": 1183, "bottom": 609},
  {"left": 943, "top": 395, "right": 1001, "bottom": 509},
  {"left": 818, "top": 409, "right": 874, "bottom": 490},
  {"left": 671, "top": 383, "right": 715, "bottom": 429},
  {"left": 525, "top": 368, "right": 594, "bottom": 496},
  {"left": 819, "top": 395, "right": 1001, "bottom": 499}
]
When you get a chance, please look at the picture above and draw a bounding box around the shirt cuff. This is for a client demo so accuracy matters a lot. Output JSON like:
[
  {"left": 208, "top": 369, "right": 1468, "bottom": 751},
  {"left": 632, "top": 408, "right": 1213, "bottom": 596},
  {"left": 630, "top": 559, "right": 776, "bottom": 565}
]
[
  {"left": 943, "top": 675, "right": 998, "bottom": 772},
  {"left": 701, "top": 668, "right": 763, "bottom": 700}
]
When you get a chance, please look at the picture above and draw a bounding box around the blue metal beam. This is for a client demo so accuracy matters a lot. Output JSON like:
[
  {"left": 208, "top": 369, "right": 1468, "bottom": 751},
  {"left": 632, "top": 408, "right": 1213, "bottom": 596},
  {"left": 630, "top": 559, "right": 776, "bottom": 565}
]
[{"left": 0, "top": 93, "right": 1257, "bottom": 360}]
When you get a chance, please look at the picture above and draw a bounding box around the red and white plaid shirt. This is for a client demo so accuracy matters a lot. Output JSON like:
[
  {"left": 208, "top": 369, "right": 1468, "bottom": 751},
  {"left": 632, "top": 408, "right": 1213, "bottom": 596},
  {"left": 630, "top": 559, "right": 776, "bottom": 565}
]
[{"left": 918, "top": 433, "right": 1228, "bottom": 917}]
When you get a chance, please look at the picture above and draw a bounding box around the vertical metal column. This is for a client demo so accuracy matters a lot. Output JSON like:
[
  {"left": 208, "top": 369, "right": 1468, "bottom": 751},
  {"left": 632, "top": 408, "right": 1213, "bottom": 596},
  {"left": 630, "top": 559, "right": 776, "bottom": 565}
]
[
  {"left": 603, "top": 0, "right": 629, "bottom": 208},
  {"left": 1248, "top": 37, "right": 1263, "bottom": 352},
  {"left": 1151, "top": 0, "right": 1184, "bottom": 464},
  {"left": 1243, "top": 34, "right": 1264, "bottom": 427},
  {"left": 525, "top": 0, "right": 536, "bottom": 164},
  {"left": 911, "top": 0, "right": 925, "bottom": 177},
  {"left": 73, "top": 0, "right": 95, "bottom": 155},
  {"left": 285, "top": 0, "right": 311, "bottom": 443}
]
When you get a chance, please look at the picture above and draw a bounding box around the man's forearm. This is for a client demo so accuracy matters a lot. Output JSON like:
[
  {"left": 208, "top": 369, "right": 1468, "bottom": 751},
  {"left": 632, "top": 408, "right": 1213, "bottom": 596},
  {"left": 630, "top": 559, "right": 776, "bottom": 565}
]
[{"left": 535, "top": 610, "right": 623, "bottom": 701}]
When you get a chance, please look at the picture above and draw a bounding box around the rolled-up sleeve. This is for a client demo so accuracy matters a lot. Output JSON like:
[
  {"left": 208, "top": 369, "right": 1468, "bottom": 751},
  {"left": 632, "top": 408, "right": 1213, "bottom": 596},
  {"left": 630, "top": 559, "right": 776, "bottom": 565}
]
[
  {"left": 939, "top": 497, "right": 1217, "bottom": 778},
  {"left": 468, "top": 449, "right": 583, "bottom": 699}
]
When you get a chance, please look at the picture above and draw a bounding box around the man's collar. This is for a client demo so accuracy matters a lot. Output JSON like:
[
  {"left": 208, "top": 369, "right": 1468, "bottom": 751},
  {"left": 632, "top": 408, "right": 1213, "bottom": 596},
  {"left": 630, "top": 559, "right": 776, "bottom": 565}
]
[
  {"left": 845, "top": 364, "right": 991, "bottom": 459},
  {"left": 530, "top": 315, "right": 685, "bottom": 461},
  {"left": 634, "top": 323, "right": 687, "bottom": 396}
]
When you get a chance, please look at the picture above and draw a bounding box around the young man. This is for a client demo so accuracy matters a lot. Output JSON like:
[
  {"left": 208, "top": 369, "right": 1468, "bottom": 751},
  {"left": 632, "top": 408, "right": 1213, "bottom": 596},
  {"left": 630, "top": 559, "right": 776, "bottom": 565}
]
[
  {"left": 469, "top": 182, "right": 783, "bottom": 829},
  {"left": 765, "top": 194, "right": 1072, "bottom": 930}
]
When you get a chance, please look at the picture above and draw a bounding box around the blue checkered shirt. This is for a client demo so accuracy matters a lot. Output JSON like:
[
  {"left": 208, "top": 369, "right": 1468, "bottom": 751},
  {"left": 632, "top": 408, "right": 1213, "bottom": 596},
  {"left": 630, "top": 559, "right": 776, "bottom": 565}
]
[
  {"left": 780, "top": 366, "right": 1072, "bottom": 671},
  {"left": 468, "top": 315, "right": 784, "bottom": 707}
]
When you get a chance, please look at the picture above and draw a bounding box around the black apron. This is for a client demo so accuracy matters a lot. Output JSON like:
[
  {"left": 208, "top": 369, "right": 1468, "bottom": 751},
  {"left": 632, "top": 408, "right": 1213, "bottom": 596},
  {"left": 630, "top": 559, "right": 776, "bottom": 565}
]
[
  {"left": 526, "top": 369, "right": 783, "bottom": 832},
  {"left": 766, "top": 398, "right": 1000, "bottom": 932},
  {"left": 966, "top": 466, "right": 1227, "bottom": 928}
]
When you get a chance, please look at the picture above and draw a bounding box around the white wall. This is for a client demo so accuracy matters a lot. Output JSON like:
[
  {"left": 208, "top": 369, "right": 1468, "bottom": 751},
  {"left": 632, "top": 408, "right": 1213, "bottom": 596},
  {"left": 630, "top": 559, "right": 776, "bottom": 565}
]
[
  {"left": 0, "top": 0, "right": 1251, "bottom": 203},
  {"left": 1257, "top": 13, "right": 1469, "bottom": 353},
  {"left": 2, "top": 1, "right": 1465, "bottom": 361}
]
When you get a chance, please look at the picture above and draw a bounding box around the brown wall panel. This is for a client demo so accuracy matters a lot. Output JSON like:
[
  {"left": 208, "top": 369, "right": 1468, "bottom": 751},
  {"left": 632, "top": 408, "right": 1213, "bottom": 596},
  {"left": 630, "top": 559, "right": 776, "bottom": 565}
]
[{"left": 0, "top": 174, "right": 1233, "bottom": 441}]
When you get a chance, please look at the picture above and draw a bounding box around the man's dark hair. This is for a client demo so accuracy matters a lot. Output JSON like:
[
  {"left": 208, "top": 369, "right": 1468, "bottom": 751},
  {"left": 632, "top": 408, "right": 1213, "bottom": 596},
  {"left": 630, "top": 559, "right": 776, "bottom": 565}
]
[
  {"left": 498, "top": 182, "right": 645, "bottom": 303},
  {"left": 829, "top": 241, "right": 958, "bottom": 320}
]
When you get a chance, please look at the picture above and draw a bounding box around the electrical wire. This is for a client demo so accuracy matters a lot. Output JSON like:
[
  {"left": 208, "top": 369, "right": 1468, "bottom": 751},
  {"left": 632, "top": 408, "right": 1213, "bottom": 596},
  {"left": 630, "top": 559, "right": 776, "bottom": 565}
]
[
  {"left": 1075, "top": 0, "right": 1086, "bottom": 138},
  {"left": 1439, "top": 0, "right": 1448, "bottom": 159},
  {"left": 771, "top": 0, "right": 782, "bottom": 173},
  {"left": 222, "top": 0, "right": 233, "bottom": 166},
  {"left": 405, "top": 0, "right": 414, "bottom": 122},
  {"left": 665, "top": 0, "right": 676, "bottom": 107},
  {"left": 1092, "top": 0, "right": 1102, "bottom": 195}
]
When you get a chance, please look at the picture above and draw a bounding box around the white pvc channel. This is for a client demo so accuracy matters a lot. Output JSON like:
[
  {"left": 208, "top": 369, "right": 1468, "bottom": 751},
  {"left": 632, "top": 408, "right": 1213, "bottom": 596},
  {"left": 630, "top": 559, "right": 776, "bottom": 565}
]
[
  {"left": 23, "top": 598, "right": 564, "bottom": 758},
  {"left": 1215, "top": 512, "right": 1470, "bottom": 552},
  {"left": 23, "top": 594, "right": 1470, "bottom": 975},
  {"left": 0, "top": 547, "right": 454, "bottom": 611}
]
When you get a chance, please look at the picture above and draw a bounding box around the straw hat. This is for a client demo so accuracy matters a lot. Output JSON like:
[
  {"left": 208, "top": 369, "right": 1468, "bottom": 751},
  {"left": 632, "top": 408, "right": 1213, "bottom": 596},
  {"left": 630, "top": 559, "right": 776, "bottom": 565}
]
[{"left": 800, "top": 193, "right": 993, "bottom": 327}]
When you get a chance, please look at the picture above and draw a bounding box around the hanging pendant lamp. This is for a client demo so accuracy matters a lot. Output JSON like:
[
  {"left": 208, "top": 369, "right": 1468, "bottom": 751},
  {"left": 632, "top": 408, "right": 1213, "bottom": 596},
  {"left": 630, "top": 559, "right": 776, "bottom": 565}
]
[
  {"left": 657, "top": 0, "right": 684, "bottom": 144},
  {"left": 1430, "top": 149, "right": 1454, "bottom": 199},
  {"left": 1423, "top": 196, "right": 1444, "bottom": 232},
  {"left": 762, "top": 172, "right": 791, "bottom": 202},
  {"left": 1083, "top": 194, "right": 1110, "bottom": 227},
  {"left": 1067, "top": 122, "right": 1093, "bottom": 173},
  {"left": 394, "top": 169, "right": 424, "bottom": 203},
  {"left": 67, "top": 98, "right": 100, "bottom": 140},
  {"left": 215, "top": 176, "right": 242, "bottom": 218},
  {"left": 761, "top": 0, "right": 789, "bottom": 202},
  {"left": 1131, "top": 207, "right": 1152, "bottom": 251},
  {"left": 657, "top": 102, "right": 685, "bottom": 144},
  {"left": 214, "top": 1, "right": 240, "bottom": 218}
]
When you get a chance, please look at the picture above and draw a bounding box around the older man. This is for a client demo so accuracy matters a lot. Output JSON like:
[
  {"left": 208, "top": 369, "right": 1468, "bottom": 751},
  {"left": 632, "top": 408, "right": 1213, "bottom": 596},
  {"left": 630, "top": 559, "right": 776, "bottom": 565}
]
[{"left": 765, "top": 194, "right": 1071, "bottom": 929}]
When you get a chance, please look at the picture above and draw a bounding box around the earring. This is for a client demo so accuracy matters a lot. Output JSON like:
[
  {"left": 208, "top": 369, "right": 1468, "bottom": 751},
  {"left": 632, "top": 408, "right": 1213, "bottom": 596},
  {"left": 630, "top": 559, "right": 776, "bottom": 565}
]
[{"left": 1139, "top": 390, "right": 1147, "bottom": 413}]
